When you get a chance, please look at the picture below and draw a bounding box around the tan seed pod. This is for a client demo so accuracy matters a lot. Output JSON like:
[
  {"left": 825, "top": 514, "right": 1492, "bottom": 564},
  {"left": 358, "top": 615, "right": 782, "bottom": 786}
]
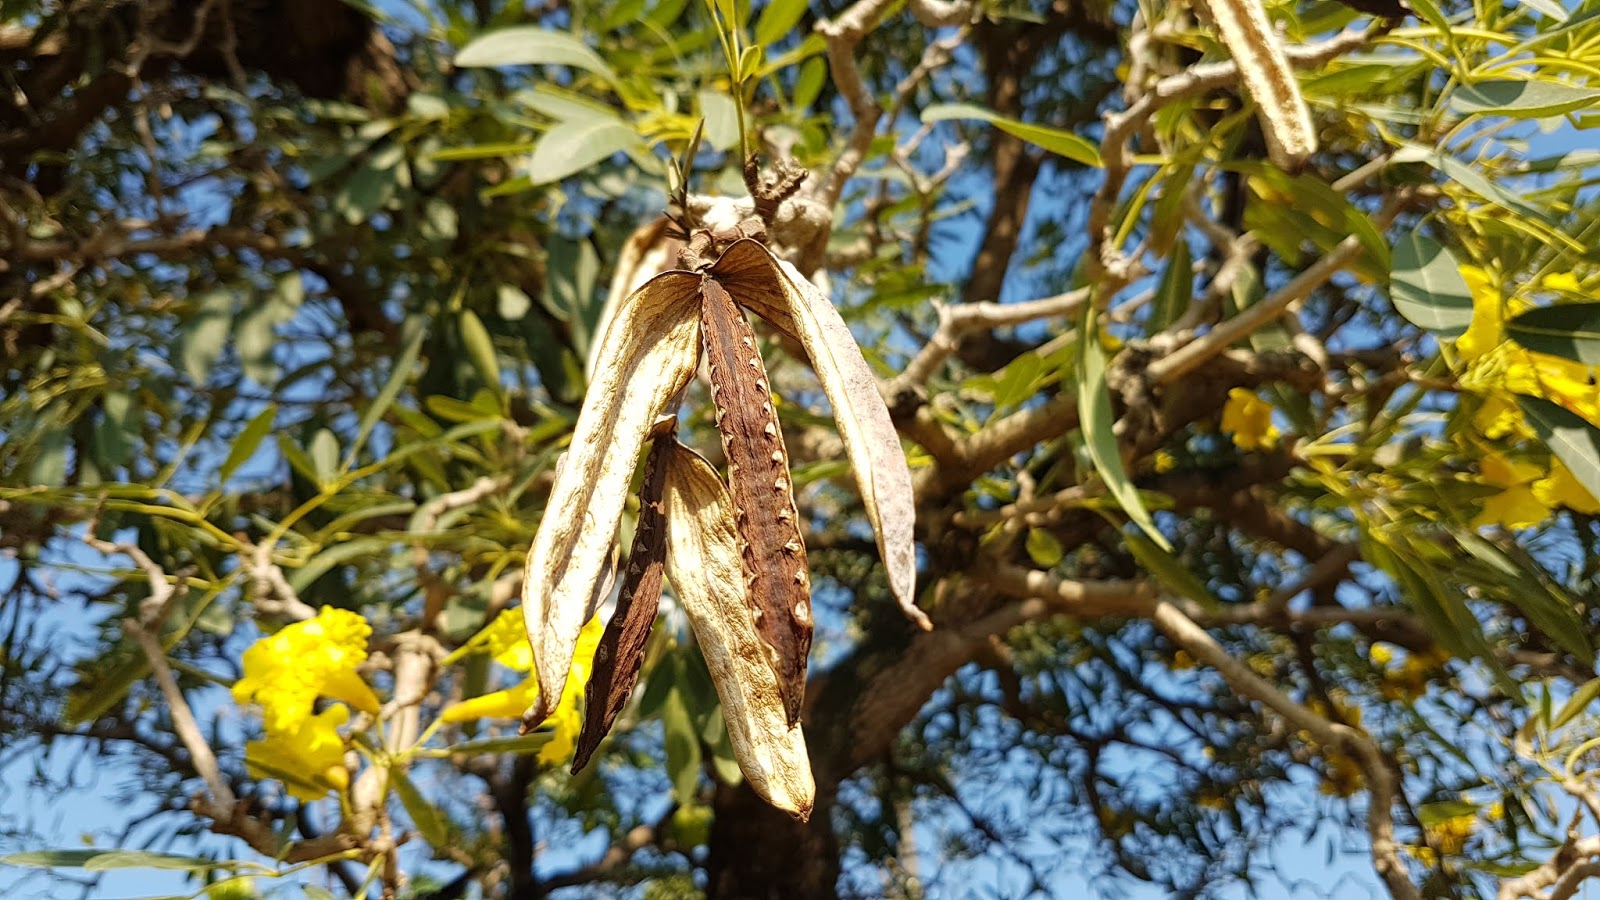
[{"left": 660, "top": 439, "right": 815, "bottom": 821}]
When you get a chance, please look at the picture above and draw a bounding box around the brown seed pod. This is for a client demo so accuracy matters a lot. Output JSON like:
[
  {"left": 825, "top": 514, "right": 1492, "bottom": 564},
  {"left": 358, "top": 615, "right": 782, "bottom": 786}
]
[
  {"left": 698, "top": 275, "right": 813, "bottom": 726},
  {"left": 570, "top": 436, "right": 672, "bottom": 774}
]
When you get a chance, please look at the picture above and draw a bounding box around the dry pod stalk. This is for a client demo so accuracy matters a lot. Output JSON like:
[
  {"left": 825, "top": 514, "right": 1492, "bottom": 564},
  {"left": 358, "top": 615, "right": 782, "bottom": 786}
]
[
  {"left": 518, "top": 175, "right": 926, "bottom": 815},
  {"left": 1195, "top": 0, "right": 1317, "bottom": 171}
]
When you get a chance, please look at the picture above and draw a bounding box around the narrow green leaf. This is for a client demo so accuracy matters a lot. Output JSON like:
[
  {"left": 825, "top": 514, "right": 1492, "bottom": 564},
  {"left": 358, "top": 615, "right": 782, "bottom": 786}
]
[
  {"left": 1077, "top": 307, "right": 1170, "bottom": 550},
  {"left": 1124, "top": 532, "right": 1214, "bottom": 609},
  {"left": 527, "top": 119, "right": 639, "bottom": 185},
  {"left": 1, "top": 850, "right": 109, "bottom": 868},
  {"left": 459, "top": 309, "right": 502, "bottom": 394},
  {"left": 754, "top": 0, "right": 808, "bottom": 45},
  {"left": 221, "top": 404, "right": 277, "bottom": 482},
  {"left": 1552, "top": 677, "right": 1600, "bottom": 730},
  {"left": 1519, "top": 394, "right": 1600, "bottom": 504},
  {"left": 455, "top": 27, "right": 617, "bottom": 82},
  {"left": 1389, "top": 227, "right": 1474, "bottom": 338},
  {"left": 288, "top": 537, "right": 392, "bottom": 593},
  {"left": 390, "top": 767, "right": 450, "bottom": 847},
  {"left": 1150, "top": 238, "right": 1192, "bottom": 331},
  {"left": 1401, "top": 143, "right": 1548, "bottom": 220},
  {"left": 429, "top": 142, "right": 539, "bottom": 161},
  {"left": 348, "top": 320, "right": 425, "bottom": 467},
  {"left": 662, "top": 686, "right": 703, "bottom": 806},
  {"left": 83, "top": 850, "right": 227, "bottom": 871},
  {"left": 923, "top": 103, "right": 1102, "bottom": 168},
  {"left": 178, "top": 290, "right": 233, "bottom": 383},
  {"left": 793, "top": 56, "right": 826, "bottom": 110},
  {"left": 305, "top": 888, "right": 338, "bottom": 900},
  {"left": 440, "top": 732, "right": 554, "bottom": 755},
  {"left": 1506, "top": 302, "right": 1600, "bottom": 365},
  {"left": 1452, "top": 80, "right": 1599, "bottom": 118},
  {"left": 1455, "top": 530, "right": 1590, "bottom": 659}
]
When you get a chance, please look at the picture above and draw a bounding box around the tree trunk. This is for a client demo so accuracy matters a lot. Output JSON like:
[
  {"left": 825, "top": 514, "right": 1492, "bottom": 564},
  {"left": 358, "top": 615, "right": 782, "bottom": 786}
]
[{"left": 706, "top": 778, "right": 841, "bottom": 900}]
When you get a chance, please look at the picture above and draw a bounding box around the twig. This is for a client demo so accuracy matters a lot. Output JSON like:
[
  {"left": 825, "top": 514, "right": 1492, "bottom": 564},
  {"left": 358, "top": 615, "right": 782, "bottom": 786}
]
[
  {"left": 1148, "top": 196, "right": 1405, "bottom": 386},
  {"left": 83, "top": 535, "right": 236, "bottom": 809},
  {"left": 885, "top": 287, "right": 1091, "bottom": 399}
]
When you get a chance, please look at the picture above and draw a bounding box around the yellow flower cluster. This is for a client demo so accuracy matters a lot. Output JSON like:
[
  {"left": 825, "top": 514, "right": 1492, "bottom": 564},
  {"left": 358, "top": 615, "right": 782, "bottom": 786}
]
[
  {"left": 1221, "top": 388, "right": 1280, "bottom": 451},
  {"left": 1453, "top": 266, "right": 1600, "bottom": 527},
  {"left": 1472, "top": 452, "right": 1600, "bottom": 529},
  {"left": 231, "top": 606, "right": 379, "bottom": 801},
  {"left": 1457, "top": 266, "right": 1600, "bottom": 431},
  {"left": 442, "top": 612, "right": 605, "bottom": 766}
]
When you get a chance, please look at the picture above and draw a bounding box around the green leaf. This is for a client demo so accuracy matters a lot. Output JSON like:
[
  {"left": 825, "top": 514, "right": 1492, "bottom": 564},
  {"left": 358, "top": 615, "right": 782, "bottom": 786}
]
[
  {"left": 304, "top": 888, "right": 338, "bottom": 900},
  {"left": 0, "top": 847, "right": 237, "bottom": 874},
  {"left": 440, "top": 732, "right": 553, "bottom": 754},
  {"left": 334, "top": 142, "right": 404, "bottom": 225},
  {"left": 1025, "top": 528, "right": 1064, "bottom": 568},
  {"left": 754, "top": 0, "right": 808, "bottom": 45},
  {"left": 662, "top": 686, "right": 702, "bottom": 806},
  {"left": 288, "top": 537, "right": 392, "bottom": 593},
  {"left": 498, "top": 284, "right": 533, "bottom": 321},
  {"left": 1076, "top": 307, "right": 1170, "bottom": 550},
  {"left": 82, "top": 850, "right": 227, "bottom": 872},
  {"left": 698, "top": 91, "right": 740, "bottom": 151},
  {"left": 1, "top": 850, "right": 109, "bottom": 868},
  {"left": 1397, "top": 143, "right": 1548, "bottom": 220},
  {"left": 459, "top": 309, "right": 502, "bottom": 394},
  {"left": 390, "top": 767, "right": 450, "bottom": 847},
  {"left": 1519, "top": 394, "right": 1600, "bottom": 504},
  {"left": 429, "top": 142, "right": 538, "bottom": 161},
  {"left": 348, "top": 319, "right": 425, "bottom": 466},
  {"left": 1389, "top": 227, "right": 1474, "bottom": 338},
  {"left": 1454, "top": 530, "right": 1590, "bottom": 659},
  {"left": 1506, "top": 302, "right": 1600, "bottom": 365},
  {"left": 1452, "top": 80, "right": 1600, "bottom": 119},
  {"left": 1124, "top": 532, "right": 1214, "bottom": 609},
  {"left": 29, "top": 427, "right": 69, "bottom": 488},
  {"left": 793, "top": 57, "right": 826, "bottom": 110},
  {"left": 220, "top": 404, "right": 277, "bottom": 483},
  {"left": 455, "top": 27, "right": 617, "bottom": 81},
  {"left": 179, "top": 290, "right": 234, "bottom": 383},
  {"left": 923, "top": 103, "right": 1102, "bottom": 168},
  {"left": 527, "top": 118, "right": 639, "bottom": 185},
  {"left": 1149, "top": 238, "right": 1192, "bottom": 331},
  {"left": 540, "top": 237, "right": 603, "bottom": 360},
  {"left": 309, "top": 428, "right": 340, "bottom": 485},
  {"left": 1552, "top": 677, "right": 1600, "bottom": 730}
]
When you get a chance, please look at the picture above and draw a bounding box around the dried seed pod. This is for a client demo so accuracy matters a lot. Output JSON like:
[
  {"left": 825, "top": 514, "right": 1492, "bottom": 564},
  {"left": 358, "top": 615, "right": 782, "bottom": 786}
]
[
  {"left": 1197, "top": 0, "right": 1317, "bottom": 171},
  {"left": 571, "top": 436, "right": 672, "bottom": 774},
  {"left": 520, "top": 272, "right": 702, "bottom": 731},
  {"left": 711, "top": 240, "right": 928, "bottom": 631},
  {"left": 661, "top": 440, "right": 815, "bottom": 820},
  {"left": 699, "top": 276, "right": 812, "bottom": 726}
]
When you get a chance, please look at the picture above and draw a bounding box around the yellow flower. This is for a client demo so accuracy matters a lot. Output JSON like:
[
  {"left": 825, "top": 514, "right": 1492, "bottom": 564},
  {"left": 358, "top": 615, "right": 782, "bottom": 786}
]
[
  {"left": 440, "top": 614, "right": 605, "bottom": 766},
  {"left": 1424, "top": 810, "right": 1477, "bottom": 857},
  {"left": 232, "top": 607, "right": 380, "bottom": 732},
  {"left": 244, "top": 704, "right": 351, "bottom": 802},
  {"left": 1221, "top": 388, "right": 1279, "bottom": 451},
  {"left": 1532, "top": 458, "right": 1600, "bottom": 515},
  {"left": 1152, "top": 450, "right": 1178, "bottom": 474},
  {"left": 1473, "top": 453, "right": 1550, "bottom": 529},
  {"left": 1541, "top": 272, "right": 1581, "bottom": 294},
  {"left": 1456, "top": 266, "right": 1600, "bottom": 428}
]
